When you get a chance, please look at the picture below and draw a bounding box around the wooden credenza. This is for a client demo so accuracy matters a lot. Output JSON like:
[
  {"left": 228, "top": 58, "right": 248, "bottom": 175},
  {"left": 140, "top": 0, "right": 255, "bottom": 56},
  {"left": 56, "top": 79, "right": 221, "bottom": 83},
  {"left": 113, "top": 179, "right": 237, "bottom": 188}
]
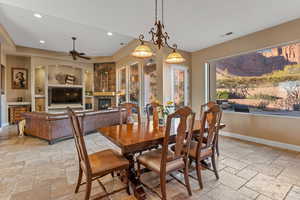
[{"left": 9, "top": 105, "right": 31, "bottom": 124}]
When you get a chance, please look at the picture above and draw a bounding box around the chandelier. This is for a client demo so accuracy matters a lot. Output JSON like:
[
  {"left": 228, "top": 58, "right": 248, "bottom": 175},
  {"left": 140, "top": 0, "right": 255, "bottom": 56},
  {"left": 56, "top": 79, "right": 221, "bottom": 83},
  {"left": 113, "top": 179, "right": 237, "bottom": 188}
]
[{"left": 132, "top": 0, "right": 186, "bottom": 64}]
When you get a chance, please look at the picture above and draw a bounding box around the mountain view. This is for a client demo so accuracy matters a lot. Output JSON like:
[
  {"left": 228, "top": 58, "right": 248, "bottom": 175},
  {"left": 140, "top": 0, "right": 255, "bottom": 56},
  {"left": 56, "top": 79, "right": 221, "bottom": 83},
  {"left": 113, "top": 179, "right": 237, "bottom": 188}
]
[{"left": 216, "top": 42, "right": 300, "bottom": 115}]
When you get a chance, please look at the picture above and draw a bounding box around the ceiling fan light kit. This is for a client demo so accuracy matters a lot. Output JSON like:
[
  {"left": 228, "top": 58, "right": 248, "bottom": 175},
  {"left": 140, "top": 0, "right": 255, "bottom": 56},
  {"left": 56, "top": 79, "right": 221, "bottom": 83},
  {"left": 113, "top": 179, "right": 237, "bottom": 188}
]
[{"left": 132, "top": 0, "right": 185, "bottom": 64}]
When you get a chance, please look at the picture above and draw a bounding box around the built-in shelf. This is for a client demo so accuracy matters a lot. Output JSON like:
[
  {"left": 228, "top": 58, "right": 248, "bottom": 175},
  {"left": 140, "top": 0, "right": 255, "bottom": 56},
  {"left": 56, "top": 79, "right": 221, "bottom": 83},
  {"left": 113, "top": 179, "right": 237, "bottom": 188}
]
[
  {"left": 7, "top": 102, "right": 32, "bottom": 106},
  {"left": 93, "top": 91, "right": 117, "bottom": 96},
  {"left": 48, "top": 104, "right": 83, "bottom": 109},
  {"left": 48, "top": 84, "right": 83, "bottom": 88},
  {"left": 32, "top": 64, "right": 94, "bottom": 112},
  {"left": 35, "top": 95, "right": 45, "bottom": 98}
]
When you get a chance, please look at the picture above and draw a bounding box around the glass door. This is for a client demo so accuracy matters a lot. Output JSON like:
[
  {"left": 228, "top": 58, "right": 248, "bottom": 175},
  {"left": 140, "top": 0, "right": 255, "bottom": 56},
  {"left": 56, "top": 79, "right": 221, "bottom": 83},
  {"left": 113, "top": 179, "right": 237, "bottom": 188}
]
[
  {"left": 171, "top": 65, "right": 188, "bottom": 107},
  {"left": 143, "top": 62, "right": 157, "bottom": 106},
  {"left": 129, "top": 63, "right": 140, "bottom": 105}
]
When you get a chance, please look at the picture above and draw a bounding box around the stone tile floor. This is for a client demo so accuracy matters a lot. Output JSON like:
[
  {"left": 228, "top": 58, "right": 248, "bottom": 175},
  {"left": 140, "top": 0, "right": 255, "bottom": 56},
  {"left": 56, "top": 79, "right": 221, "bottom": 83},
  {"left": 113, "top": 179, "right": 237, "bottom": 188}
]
[{"left": 1, "top": 125, "right": 300, "bottom": 200}]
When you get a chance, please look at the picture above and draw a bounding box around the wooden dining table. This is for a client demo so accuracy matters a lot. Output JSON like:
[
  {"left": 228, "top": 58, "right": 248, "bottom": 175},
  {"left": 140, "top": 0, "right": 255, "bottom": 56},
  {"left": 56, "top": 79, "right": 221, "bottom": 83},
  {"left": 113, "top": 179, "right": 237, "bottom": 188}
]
[{"left": 98, "top": 120, "right": 225, "bottom": 199}]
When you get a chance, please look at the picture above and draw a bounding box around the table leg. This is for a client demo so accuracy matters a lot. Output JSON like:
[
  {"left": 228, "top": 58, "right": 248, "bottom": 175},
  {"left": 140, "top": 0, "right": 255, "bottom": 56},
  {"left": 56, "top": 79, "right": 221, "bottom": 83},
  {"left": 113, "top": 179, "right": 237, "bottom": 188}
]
[{"left": 124, "top": 153, "right": 147, "bottom": 200}]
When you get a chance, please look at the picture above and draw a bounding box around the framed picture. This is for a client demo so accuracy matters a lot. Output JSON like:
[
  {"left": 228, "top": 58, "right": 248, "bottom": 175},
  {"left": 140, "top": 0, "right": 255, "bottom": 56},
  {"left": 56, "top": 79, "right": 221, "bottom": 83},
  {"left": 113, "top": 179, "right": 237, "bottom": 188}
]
[{"left": 11, "top": 68, "right": 28, "bottom": 89}]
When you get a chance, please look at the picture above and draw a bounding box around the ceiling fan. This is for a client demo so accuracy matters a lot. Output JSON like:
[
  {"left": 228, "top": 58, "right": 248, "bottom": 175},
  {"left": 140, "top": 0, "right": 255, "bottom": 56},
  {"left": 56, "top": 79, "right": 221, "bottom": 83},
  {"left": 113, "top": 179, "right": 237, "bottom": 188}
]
[{"left": 69, "top": 37, "right": 91, "bottom": 60}]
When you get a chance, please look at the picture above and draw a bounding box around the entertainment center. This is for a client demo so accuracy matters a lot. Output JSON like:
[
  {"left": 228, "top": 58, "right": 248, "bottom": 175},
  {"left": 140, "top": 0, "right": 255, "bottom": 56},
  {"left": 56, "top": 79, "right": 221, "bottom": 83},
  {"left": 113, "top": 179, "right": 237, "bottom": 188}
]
[
  {"left": 5, "top": 54, "right": 120, "bottom": 125},
  {"left": 32, "top": 64, "right": 94, "bottom": 113},
  {"left": 14, "top": 60, "right": 124, "bottom": 143}
]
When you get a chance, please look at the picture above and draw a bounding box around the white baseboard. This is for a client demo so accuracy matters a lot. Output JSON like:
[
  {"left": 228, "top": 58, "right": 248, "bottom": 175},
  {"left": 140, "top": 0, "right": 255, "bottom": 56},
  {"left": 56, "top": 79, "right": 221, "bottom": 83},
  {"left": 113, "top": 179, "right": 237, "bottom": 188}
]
[
  {"left": 2, "top": 123, "right": 9, "bottom": 127},
  {"left": 0, "top": 123, "right": 9, "bottom": 131},
  {"left": 220, "top": 131, "right": 300, "bottom": 152}
]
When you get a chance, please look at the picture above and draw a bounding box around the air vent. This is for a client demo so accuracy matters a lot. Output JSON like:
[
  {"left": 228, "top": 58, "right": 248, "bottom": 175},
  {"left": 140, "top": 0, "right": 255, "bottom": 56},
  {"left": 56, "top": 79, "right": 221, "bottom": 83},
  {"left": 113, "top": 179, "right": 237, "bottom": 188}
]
[{"left": 222, "top": 32, "right": 233, "bottom": 37}]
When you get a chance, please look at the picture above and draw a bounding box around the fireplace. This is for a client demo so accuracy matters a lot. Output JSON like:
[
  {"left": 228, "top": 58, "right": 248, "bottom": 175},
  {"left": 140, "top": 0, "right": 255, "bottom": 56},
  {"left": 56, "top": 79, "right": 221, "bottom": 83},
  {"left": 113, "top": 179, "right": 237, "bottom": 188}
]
[{"left": 98, "top": 97, "right": 112, "bottom": 110}]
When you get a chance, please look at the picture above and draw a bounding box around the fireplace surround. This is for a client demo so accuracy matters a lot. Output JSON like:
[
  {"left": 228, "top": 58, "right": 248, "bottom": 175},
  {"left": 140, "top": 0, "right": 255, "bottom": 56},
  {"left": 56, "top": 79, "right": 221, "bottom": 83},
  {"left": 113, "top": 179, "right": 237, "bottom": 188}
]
[{"left": 98, "top": 97, "right": 112, "bottom": 110}]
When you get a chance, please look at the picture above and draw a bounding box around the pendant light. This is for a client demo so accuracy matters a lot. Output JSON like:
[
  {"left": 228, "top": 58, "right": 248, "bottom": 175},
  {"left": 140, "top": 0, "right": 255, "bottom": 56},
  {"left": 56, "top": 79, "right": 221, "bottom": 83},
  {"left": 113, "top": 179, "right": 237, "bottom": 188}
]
[
  {"left": 132, "top": 0, "right": 185, "bottom": 64},
  {"left": 132, "top": 35, "right": 153, "bottom": 58}
]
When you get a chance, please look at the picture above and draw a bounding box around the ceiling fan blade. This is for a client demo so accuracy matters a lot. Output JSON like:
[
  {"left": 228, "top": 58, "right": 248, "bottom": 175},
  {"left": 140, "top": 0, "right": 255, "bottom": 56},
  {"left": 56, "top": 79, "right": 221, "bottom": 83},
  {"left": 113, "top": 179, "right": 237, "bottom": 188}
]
[
  {"left": 78, "top": 55, "right": 91, "bottom": 60},
  {"left": 79, "top": 52, "right": 85, "bottom": 55}
]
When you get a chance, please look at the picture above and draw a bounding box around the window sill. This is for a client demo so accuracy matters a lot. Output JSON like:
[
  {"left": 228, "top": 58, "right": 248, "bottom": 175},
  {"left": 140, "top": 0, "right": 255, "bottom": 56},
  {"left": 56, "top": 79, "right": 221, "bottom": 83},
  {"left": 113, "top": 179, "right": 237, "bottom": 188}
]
[{"left": 223, "top": 110, "right": 300, "bottom": 119}]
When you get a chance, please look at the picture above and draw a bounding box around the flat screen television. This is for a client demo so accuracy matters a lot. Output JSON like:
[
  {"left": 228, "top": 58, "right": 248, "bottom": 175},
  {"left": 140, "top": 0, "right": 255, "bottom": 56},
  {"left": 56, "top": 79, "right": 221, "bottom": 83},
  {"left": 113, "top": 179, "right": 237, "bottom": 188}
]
[{"left": 48, "top": 87, "right": 83, "bottom": 105}]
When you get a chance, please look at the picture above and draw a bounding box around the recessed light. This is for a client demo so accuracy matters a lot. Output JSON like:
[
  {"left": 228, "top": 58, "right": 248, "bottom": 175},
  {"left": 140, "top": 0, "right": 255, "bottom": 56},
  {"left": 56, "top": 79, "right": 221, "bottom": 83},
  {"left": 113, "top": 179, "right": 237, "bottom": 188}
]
[
  {"left": 34, "top": 13, "right": 42, "bottom": 18},
  {"left": 107, "top": 32, "right": 113, "bottom": 36},
  {"left": 39, "top": 40, "right": 45, "bottom": 44}
]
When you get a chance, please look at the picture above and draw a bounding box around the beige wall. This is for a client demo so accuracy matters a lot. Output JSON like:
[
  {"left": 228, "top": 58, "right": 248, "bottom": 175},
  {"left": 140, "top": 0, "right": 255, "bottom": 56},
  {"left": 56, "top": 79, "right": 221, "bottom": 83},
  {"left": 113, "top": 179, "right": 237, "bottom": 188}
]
[
  {"left": 222, "top": 112, "right": 300, "bottom": 146},
  {"left": 0, "top": 44, "right": 6, "bottom": 125},
  {"left": 6, "top": 55, "right": 31, "bottom": 102},
  {"left": 2, "top": 45, "right": 94, "bottom": 123},
  {"left": 191, "top": 18, "right": 300, "bottom": 146},
  {"left": 0, "top": 24, "right": 15, "bottom": 126}
]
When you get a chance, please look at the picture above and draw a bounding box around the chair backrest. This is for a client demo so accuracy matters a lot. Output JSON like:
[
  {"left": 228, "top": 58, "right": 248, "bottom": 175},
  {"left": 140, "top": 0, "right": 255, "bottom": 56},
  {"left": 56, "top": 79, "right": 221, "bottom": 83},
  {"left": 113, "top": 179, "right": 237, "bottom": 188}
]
[
  {"left": 198, "top": 104, "right": 222, "bottom": 150},
  {"left": 199, "top": 101, "right": 216, "bottom": 119},
  {"left": 145, "top": 102, "right": 160, "bottom": 129},
  {"left": 67, "top": 107, "right": 91, "bottom": 173},
  {"left": 161, "top": 106, "right": 195, "bottom": 170},
  {"left": 120, "top": 102, "right": 141, "bottom": 124},
  {"left": 200, "top": 101, "right": 223, "bottom": 139}
]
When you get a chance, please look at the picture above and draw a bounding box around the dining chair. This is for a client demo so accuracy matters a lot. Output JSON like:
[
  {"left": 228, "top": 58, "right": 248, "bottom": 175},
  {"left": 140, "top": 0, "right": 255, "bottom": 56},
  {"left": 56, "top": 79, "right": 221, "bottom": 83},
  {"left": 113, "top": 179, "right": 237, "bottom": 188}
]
[
  {"left": 120, "top": 102, "right": 141, "bottom": 124},
  {"left": 188, "top": 104, "right": 221, "bottom": 189},
  {"left": 137, "top": 106, "right": 196, "bottom": 200},
  {"left": 145, "top": 102, "right": 160, "bottom": 129},
  {"left": 200, "top": 101, "right": 223, "bottom": 156},
  {"left": 67, "top": 107, "right": 130, "bottom": 200}
]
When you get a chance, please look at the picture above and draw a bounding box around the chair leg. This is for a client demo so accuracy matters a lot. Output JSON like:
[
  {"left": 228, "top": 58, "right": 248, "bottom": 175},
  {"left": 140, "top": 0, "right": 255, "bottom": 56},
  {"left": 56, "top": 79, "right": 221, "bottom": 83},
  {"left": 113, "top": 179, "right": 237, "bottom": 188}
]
[
  {"left": 75, "top": 167, "right": 83, "bottom": 193},
  {"left": 160, "top": 174, "right": 167, "bottom": 200},
  {"left": 183, "top": 164, "right": 192, "bottom": 196},
  {"left": 216, "top": 135, "right": 220, "bottom": 156},
  {"left": 126, "top": 169, "right": 131, "bottom": 195},
  {"left": 84, "top": 177, "right": 92, "bottom": 200},
  {"left": 196, "top": 160, "right": 204, "bottom": 189},
  {"left": 188, "top": 158, "right": 193, "bottom": 168},
  {"left": 211, "top": 153, "right": 219, "bottom": 180},
  {"left": 137, "top": 161, "right": 141, "bottom": 178}
]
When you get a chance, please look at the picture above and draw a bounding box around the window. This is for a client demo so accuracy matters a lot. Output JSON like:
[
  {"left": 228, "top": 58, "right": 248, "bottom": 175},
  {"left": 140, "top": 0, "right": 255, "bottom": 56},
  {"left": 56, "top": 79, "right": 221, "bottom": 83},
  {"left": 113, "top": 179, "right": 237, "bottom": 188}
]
[
  {"left": 210, "top": 42, "right": 300, "bottom": 116},
  {"left": 172, "top": 65, "right": 188, "bottom": 107}
]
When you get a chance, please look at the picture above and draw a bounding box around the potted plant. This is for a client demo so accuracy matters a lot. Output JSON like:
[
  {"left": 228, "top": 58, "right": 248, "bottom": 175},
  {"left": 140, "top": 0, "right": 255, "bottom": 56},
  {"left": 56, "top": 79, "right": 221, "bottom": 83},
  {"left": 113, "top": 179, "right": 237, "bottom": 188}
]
[{"left": 158, "top": 101, "right": 175, "bottom": 126}]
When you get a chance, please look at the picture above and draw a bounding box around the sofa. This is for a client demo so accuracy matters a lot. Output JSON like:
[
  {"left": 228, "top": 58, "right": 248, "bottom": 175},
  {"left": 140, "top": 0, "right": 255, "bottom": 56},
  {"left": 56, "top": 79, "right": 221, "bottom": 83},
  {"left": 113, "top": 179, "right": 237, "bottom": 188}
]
[{"left": 22, "top": 109, "right": 126, "bottom": 144}]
